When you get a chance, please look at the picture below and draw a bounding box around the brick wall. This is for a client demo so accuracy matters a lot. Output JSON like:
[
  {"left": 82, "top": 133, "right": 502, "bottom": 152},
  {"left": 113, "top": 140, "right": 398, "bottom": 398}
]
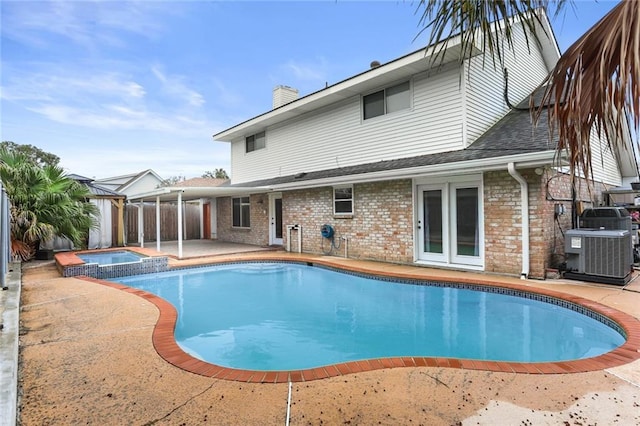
[
  {"left": 216, "top": 194, "right": 269, "bottom": 246},
  {"left": 283, "top": 180, "right": 414, "bottom": 263},
  {"left": 214, "top": 171, "right": 609, "bottom": 279},
  {"left": 484, "top": 169, "right": 605, "bottom": 279}
]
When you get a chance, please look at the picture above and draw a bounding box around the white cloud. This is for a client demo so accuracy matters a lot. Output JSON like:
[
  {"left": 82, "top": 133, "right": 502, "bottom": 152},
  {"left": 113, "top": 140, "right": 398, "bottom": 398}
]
[
  {"left": 58, "top": 140, "right": 230, "bottom": 180},
  {"left": 151, "top": 65, "right": 205, "bottom": 107},
  {"left": 1, "top": 63, "right": 217, "bottom": 138},
  {"left": 210, "top": 78, "right": 243, "bottom": 108},
  {"left": 1, "top": 0, "right": 171, "bottom": 50},
  {"left": 283, "top": 58, "right": 328, "bottom": 82},
  {"left": 29, "top": 103, "right": 213, "bottom": 138},
  {"left": 1, "top": 70, "right": 145, "bottom": 103}
]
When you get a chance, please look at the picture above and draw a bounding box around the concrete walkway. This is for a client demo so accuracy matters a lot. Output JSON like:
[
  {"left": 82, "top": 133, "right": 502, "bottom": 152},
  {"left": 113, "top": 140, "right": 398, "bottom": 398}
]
[
  {"left": 0, "top": 263, "right": 20, "bottom": 426},
  {"left": 15, "top": 253, "right": 640, "bottom": 425}
]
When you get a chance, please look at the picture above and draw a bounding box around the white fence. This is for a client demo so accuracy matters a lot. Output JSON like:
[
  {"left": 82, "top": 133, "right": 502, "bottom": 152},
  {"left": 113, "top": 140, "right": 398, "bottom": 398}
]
[{"left": 0, "top": 181, "right": 9, "bottom": 287}]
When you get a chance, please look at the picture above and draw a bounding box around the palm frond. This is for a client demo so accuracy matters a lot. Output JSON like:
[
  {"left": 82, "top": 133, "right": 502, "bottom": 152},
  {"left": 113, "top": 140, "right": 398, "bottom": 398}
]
[
  {"left": 533, "top": 0, "right": 640, "bottom": 184},
  {"left": 415, "top": 0, "right": 568, "bottom": 70},
  {"left": 11, "top": 239, "right": 34, "bottom": 262}
]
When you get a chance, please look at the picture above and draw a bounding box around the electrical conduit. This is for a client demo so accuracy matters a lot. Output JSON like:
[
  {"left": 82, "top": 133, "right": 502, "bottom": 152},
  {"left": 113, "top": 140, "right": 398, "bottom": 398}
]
[{"left": 508, "top": 162, "right": 530, "bottom": 279}]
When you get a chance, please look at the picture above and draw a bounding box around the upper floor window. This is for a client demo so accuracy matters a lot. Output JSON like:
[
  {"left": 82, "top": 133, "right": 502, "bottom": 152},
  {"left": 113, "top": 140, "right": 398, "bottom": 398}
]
[
  {"left": 245, "top": 131, "right": 265, "bottom": 153},
  {"left": 334, "top": 186, "right": 353, "bottom": 215},
  {"left": 232, "top": 196, "right": 251, "bottom": 228},
  {"left": 363, "top": 81, "right": 410, "bottom": 120}
]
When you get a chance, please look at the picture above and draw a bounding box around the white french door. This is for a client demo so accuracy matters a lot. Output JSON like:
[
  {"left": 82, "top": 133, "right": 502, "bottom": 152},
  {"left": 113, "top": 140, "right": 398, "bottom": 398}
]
[{"left": 416, "top": 178, "right": 483, "bottom": 268}]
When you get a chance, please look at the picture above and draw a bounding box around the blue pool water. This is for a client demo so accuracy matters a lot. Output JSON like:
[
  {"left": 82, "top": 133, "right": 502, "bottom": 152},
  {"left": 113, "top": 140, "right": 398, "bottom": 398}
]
[
  {"left": 113, "top": 262, "right": 625, "bottom": 371},
  {"left": 78, "top": 251, "right": 144, "bottom": 265}
]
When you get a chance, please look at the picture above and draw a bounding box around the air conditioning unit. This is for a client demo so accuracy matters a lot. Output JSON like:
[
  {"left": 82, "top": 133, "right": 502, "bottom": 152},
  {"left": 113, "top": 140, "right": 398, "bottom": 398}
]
[
  {"left": 580, "top": 206, "right": 635, "bottom": 246},
  {"left": 579, "top": 207, "right": 631, "bottom": 233},
  {"left": 564, "top": 229, "right": 632, "bottom": 285}
]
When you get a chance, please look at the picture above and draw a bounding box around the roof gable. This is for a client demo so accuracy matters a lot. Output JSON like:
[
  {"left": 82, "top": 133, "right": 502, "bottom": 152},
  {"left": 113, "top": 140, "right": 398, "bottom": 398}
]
[{"left": 213, "top": 9, "right": 559, "bottom": 143}]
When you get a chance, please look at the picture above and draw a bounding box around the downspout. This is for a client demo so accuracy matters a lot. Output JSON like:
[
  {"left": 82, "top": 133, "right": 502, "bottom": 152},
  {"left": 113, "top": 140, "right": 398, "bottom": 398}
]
[{"left": 507, "top": 162, "right": 529, "bottom": 279}]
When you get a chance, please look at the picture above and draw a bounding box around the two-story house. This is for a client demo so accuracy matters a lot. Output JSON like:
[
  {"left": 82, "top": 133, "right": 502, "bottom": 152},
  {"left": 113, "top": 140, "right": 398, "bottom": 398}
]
[{"left": 212, "top": 10, "right": 638, "bottom": 279}]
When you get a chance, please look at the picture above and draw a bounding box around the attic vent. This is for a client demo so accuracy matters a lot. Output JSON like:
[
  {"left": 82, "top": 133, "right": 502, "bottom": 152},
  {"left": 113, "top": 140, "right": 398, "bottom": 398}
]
[
  {"left": 370, "top": 60, "right": 381, "bottom": 69},
  {"left": 273, "top": 85, "right": 299, "bottom": 109}
]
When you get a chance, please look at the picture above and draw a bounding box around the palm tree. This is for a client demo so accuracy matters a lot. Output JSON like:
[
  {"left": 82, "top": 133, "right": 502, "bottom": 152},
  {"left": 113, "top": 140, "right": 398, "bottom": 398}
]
[
  {"left": 416, "top": 0, "right": 639, "bottom": 183},
  {"left": 0, "top": 148, "right": 98, "bottom": 260}
]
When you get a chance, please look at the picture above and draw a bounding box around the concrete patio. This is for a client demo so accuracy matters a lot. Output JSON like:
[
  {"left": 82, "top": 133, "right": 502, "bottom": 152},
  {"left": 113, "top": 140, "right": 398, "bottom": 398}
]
[
  {"left": 13, "top": 252, "right": 640, "bottom": 425},
  {"left": 129, "top": 239, "right": 282, "bottom": 259}
]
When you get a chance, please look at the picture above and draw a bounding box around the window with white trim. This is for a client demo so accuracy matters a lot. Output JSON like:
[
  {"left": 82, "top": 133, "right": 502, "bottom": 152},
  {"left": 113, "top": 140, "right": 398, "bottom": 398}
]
[
  {"left": 363, "top": 81, "right": 410, "bottom": 120},
  {"left": 245, "top": 131, "right": 265, "bottom": 153},
  {"left": 232, "top": 196, "right": 251, "bottom": 227},
  {"left": 334, "top": 186, "right": 353, "bottom": 215}
]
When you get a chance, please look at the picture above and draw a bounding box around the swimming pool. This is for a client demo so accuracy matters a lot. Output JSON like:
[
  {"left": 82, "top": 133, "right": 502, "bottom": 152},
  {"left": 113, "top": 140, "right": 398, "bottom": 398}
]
[
  {"left": 56, "top": 249, "right": 169, "bottom": 279},
  {"left": 77, "top": 251, "right": 144, "bottom": 265},
  {"left": 113, "top": 262, "right": 626, "bottom": 371}
]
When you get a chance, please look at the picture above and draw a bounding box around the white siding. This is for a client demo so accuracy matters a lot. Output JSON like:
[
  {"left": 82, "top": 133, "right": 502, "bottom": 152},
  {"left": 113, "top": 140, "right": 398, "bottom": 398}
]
[
  {"left": 465, "top": 24, "right": 552, "bottom": 145},
  {"left": 229, "top": 23, "right": 557, "bottom": 185},
  {"left": 123, "top": 174, "right": 163, "bottom": 196},
  {"left": 231, "top": 67, "right": 464, "bottom": 184},
  {"left": 591, "top": 130, "right": 622, "bottom": 186}
]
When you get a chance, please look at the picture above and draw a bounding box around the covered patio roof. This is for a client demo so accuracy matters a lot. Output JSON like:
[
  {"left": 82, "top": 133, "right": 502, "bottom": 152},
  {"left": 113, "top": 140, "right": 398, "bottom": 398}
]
[
  {"left": 125, "top": 185, "right": 265, "bottom": 260},
  {"left": 126, "top": 185, "right": 258, "bottom": 203}
]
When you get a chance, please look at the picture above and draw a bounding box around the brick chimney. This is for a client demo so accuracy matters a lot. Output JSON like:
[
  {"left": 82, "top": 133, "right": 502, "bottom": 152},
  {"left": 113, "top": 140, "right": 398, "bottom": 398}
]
[{"left": 272, "top": 85, "right": 299, "bottom": 109}]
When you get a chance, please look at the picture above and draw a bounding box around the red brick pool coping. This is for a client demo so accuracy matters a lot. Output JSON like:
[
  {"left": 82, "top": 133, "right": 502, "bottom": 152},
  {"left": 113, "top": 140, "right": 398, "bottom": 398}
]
[{"left": 77, "top": 256, "right": 640, "bottom": 383}]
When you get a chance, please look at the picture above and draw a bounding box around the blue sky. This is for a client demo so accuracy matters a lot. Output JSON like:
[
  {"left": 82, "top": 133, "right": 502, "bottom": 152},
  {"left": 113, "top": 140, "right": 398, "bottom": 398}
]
[{"left": 0, "top": 0, "right": 621, "bottom": 181}]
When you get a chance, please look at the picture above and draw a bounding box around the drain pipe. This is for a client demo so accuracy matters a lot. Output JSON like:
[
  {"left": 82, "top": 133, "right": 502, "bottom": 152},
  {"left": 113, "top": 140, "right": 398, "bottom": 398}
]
[{"left": 507, "top": 162, "right": 529, "bottom": 279}]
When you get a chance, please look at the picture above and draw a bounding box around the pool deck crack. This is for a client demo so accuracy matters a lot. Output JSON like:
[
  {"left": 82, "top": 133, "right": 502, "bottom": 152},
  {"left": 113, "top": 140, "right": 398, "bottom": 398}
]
[{"left": 141, "top": 381, "right": 219, "bottom": 426}]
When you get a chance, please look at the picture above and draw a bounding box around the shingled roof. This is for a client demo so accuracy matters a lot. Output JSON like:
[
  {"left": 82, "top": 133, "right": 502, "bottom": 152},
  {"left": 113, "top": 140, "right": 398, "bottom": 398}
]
[
  {"left": 172, "top": 177, "right": 230, "bottom": 188},
  {"left": 230, "top": 96, "right": 560, "bottom": 189}
]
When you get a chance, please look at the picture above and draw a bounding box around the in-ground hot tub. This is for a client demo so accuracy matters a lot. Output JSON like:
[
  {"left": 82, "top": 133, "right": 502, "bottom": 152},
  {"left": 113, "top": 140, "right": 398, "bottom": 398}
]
[{"left": 55, "top": 248, "right": 169, "bottom": 279}]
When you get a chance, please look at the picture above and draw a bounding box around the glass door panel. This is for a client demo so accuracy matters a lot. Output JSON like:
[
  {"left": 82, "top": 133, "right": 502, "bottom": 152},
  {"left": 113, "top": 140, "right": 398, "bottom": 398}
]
[
  {"left": 455, "top": 187, "right": 479, "bottom": 256},
  {"left": 275, "top": 198, "right": 283, "bottom": 239},
  {"left": 417, "top": 185, "right": 447, "bottom": 262},
  {"left": 424, "top": 190, "right": 443, "bottom": 254}
]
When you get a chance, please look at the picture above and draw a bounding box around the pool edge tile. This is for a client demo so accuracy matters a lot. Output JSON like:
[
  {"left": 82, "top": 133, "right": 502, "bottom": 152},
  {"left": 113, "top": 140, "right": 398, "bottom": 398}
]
[{"left": 73, "top": 255, "right": 640, "bottom": 384}]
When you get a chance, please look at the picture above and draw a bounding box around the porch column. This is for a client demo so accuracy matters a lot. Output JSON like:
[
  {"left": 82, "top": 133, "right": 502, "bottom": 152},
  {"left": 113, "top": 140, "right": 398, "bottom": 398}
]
[
  {"left": 156, "top": 196, "right": 161, "bottom": 252},
  {"left": 116, "top": 199, "right": 124, "bottom": 246},
  {"left": 199, "top": 199, "right": 204, "bottom": 239},
  {"left": 138, "top": 200, "right": 144, "bottom": 248},
  {"left": 177, "top": 191, "right": 183, "bottom": 259}
]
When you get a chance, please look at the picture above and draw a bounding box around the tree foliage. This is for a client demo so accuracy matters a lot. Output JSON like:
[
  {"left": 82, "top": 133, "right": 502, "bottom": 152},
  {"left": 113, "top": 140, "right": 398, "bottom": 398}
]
[
  {"left": 159, "top": 175, "right": 186, "bottom": 187},
  {"left": 0, "top": 141, "right": 60, "bottom": 167},
  {"left": 416, "top": 0, "right": 639, "bottom": 184},
  {"left": 202, "top": 168, "right": 229, "bottom": 179},
  {"left": 0, "top": 147, "right": 98, "bottom": 261}
]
